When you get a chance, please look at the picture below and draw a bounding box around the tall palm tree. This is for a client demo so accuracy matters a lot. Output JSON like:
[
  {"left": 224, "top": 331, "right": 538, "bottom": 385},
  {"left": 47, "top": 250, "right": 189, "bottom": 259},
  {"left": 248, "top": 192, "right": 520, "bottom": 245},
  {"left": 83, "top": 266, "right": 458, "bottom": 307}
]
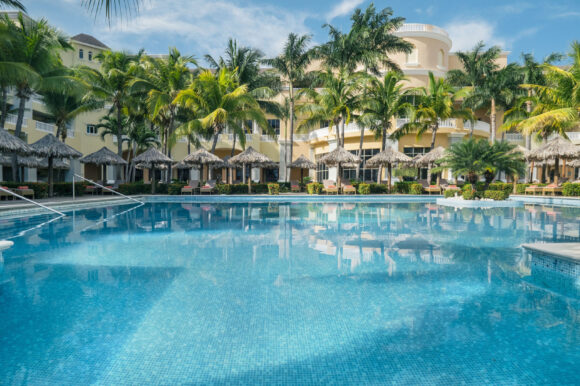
[
  {"left": 1, "top": 14, "right": 71, "bottom": 181},
  {"left": 359, "top": 72, "right": 413, "bottom": 181},
  {"left": 42, "top": 88, "right": 99, "bottom": 142},
  {"left": 83, "top": 0, "right": 139, "bottom": 22},
  {"left": 398, "top": 72, "right": 474, "bottom": 150},
  {"left": 0, "top": 0, "right": 24, "bottom": 11},
  {"left": 76, "top": 50, "right": 141, "bottom": 180},
  {"left": 174, "top": 68, "right": 270, "bottom": 154},
  {"left": 263, "top": 33, "right": 312, "bottom": 181}
]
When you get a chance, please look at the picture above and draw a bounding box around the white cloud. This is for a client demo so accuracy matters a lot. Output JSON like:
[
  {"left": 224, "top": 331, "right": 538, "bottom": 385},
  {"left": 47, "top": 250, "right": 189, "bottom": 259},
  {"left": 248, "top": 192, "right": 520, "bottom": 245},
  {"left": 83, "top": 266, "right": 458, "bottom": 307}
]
[
  {"left": 444, "top": 20, "right": 505, "bottom": 52},
  {"left": 99, "top": 0, "right": 312, "bottom": 58},
  {"left": 326, "top": 0, "right": 364, "bottom": 21},
  {"left": 414, "top": 6, "right": 434, "bottom": 17}
]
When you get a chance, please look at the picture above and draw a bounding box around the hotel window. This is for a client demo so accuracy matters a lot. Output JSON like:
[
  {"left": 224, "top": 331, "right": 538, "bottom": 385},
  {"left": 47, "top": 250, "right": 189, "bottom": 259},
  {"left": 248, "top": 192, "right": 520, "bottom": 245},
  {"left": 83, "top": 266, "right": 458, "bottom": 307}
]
[
  {"left": 267, "top": 119, "right": 280, "bottom": 135},
  {"left": 406, "top": 48, "right": 418, "bottom": 65},
  {"left": 437, "top": 49, "right": 444, "bottom": 67},
  {"left": 79, "top": 49, "right": 84, "bottom": 59},
  {"left": 320, "top": 120, "right": 330, "bottom": 129},
  {"left": 88, "top": 51, "right": 93, "bottom": 61},
  {"left": 316, "top": 161, "right": 329, "bottom": 182},
  {"left": 342, "top": 149, "right": 380, "bottom": 182},
  {"left": 244, "top": 120, "right": 253, "bottom": 133},
  {"left": 86, "top": 124, "right": 97, "bottom": 135}
]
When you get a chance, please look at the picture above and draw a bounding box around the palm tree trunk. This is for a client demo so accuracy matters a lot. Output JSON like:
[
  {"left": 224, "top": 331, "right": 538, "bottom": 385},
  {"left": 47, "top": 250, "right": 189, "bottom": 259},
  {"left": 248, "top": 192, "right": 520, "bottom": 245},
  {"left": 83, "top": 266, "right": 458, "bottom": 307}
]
[
  {"left": 211, "top": 132, "right": 219, "bottom": 153},
  {"left": 0, "top": 87, "right": 7, "bottom": 129},
  {"left": 554, "top": 157, "right": 560, "bottom": 183},
  {"left": 356, "top": 124, "right": 364, "bottom": 180},
  {"left": 12, "top": 95, "right": 28, "bottom": 182},
  {"left": 231, "top": 134, "right": 236, "bottom": 157},
  {"left": 430, "top": 123, "right": 438, "bottom": 150},
  {"left": 525, "top": 90, "right": 532, "bottom": 150},
  {"left": 116, "top": 106, "right": 123, "bottom": 181},
  {"left": 387, "top": 163, "right": 392, "bottom": 193},
  {"left": 490, "top": 97, "right": 496, "bottom": 142},
  {"left": 340, "top": 118, "right": 346, "bottom": 147},
  {"left": 288, "top": 90, "right": 295, "bottom": 183},
  {"left": 48, "top": 156, "right": 54, "bottom": 197},
  {"left": 377, "top": 125, "right": 388, "bottom": 184}
]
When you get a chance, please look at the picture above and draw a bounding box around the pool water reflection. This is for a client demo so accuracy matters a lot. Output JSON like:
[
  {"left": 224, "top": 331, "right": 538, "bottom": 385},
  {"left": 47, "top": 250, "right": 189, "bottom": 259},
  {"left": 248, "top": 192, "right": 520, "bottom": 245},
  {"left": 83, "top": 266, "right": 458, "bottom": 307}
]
[{"left": 0, "top": 202, "right": 579, "bottom": 385}]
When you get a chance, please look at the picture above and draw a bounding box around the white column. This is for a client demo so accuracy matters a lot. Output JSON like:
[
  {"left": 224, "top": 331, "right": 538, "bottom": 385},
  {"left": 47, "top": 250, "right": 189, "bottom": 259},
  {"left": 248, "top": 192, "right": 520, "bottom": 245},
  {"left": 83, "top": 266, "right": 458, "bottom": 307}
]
[
  {"left": 278, "top": 139, "right": 288, "bottom": 182},
  {"left": 328, "top": 139, "right": 338, "bottom": 182},
  {"left": 251, "top": 167, "right": 260, "bottom": 182}
]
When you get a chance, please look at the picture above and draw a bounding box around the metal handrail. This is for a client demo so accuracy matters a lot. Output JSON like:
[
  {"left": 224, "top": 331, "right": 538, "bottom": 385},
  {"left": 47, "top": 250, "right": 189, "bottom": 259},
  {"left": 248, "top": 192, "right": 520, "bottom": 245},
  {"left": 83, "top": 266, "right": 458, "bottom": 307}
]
[
  {"left": 0, "top": 187, "right": 65, "bottom": 216},
  {"left": 73, "top": 174, "right": 143, "bottom": 204}
]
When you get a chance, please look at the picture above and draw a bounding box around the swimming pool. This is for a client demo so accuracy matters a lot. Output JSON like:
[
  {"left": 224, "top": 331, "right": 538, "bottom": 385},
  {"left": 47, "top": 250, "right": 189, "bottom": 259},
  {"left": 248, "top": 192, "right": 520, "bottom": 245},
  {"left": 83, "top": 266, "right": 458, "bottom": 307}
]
[{"left": 0, "top": 201, "right": 579, "bottom": 385}]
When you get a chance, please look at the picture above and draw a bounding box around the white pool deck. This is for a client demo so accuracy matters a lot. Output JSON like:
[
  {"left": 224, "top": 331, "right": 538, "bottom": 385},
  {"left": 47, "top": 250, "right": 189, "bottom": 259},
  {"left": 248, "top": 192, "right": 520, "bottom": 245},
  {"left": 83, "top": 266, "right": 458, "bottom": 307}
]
[{"left": 522, "top": 243, "right": 580, "bottom": 264}]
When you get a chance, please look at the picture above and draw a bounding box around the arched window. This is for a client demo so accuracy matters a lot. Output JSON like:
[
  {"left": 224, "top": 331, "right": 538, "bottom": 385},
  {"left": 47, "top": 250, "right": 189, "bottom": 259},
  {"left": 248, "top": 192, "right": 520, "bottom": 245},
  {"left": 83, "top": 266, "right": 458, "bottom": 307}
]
[
  {"left": 406, "top": 48, "right": 418, "bottom": 65},
  {"left": 88, "top": 51, "right": 93, "bottom": 61},
  {"left": 79, "top": 49, "right": 84, "bottom": 59},
  {"left": 438, "top": 49, "right": 445, "bottom": 67}
]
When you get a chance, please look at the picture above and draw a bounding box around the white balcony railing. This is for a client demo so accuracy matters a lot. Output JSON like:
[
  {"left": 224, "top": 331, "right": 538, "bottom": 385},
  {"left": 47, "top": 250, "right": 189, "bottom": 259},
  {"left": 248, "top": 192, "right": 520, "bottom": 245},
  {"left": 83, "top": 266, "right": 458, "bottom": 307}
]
[
  {"left": 5, "top": 113, "right": 27, "bottom": 127},
  {"left": 35, "top": 121, "right": 55, "bottom": 133},
  {"left": 566, "top": 132, "right": 580, "bottom": 141},
  {"left": 505, "top": 133, "right": 524, "bottom": 142},
  {"left": 396, "top": 23, "right": 449, "bottom": 38},
  {"left": 396, "top": 117, "right": 456, "bottom": 128}
]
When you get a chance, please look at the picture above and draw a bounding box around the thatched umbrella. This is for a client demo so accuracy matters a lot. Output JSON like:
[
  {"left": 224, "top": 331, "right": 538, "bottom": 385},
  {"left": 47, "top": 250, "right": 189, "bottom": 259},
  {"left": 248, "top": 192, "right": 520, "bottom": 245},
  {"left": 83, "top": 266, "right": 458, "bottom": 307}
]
[
  {"left": 319, "top": 146, "right": 361, "bottom": 188},
  {"left": 80, "top": 146, "right": 127, "bottom": 182},
  {"left": 289, "top": 154, "right": 316, "bottom": 183},
  {"left": 527, "top": 137, "right": 580, "bottom": 183},
  {"left": 415, "top": 146, "right": 446, "bottom": 184},
  {"left": 0, "top": 155, "right": 41, "bottom": 168},
  {"left": 133, "top": 147, "right": 173, "bottom": 193},
  {"left": 505, "top": 145, "right": 531, "bottom": 192},
  {"left": 229, "top": 146, "right": 273, "bottom": 193},
  {"left": 30, "top": 134, "right": 82, "bottom": 197},
  {"left": 183, "top": 148, "right": 223, "bottom": 180},
  {"left": 366, "top": 148, "right": 412, "bottom": 191},
  {"left": 0, "top": 128, "right": 39, "bottom": 182}
]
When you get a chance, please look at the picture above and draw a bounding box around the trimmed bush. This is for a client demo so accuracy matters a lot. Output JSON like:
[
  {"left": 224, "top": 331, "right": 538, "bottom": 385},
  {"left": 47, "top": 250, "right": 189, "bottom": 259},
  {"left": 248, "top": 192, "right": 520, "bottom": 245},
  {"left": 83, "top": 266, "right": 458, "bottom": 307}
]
[
  {"left": 444, "top": 189, "right": 460, "bottom": 198},
  {"left": 0, "top": 182, "right": 89, "bottom": 198},
  {"left": 216, "top": 184, "right": 231, "bottom": 194},
  {"left": 562, "top": 182, "right": 580, "bottom": 197},
  {"left": 118, "top": 182, "right": 150, "bottom": 195},
  {"left": 370, "top": 183, "right": 388, "bottom": 194},
  {"left": 168, "top": 182, "right": 186, "bottom": 195},
  {"left": 516, "top": 183, "right": 530, "bottom": 195},
  {"left": 358, "top": 183, "right": 371, "bottom": 195},
  {"left": 483, "top": 190, "right": 509, "bottom": 201},
  {"left": 488, "top": 182, "right": 512, "bottom": 195},
  {"left": 410, "top": 183, "right": 423, "bottom": 195},
  {"left": 393, "top": 181, "right": 414, "bottom": 194},
  {"left": 462, "top": 189, "right": 476, "bottom": 200},
  {"left": 268, "top": 183, "right": 280, "bottom": 195},
  {"left": 307, "top": 182, "right": 323, "bottom": 195}
]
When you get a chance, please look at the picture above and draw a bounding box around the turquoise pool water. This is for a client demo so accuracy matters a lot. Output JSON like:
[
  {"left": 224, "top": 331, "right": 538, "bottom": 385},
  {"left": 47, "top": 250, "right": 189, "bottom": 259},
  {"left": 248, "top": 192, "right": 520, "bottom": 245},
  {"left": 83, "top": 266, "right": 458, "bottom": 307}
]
[{"left": 0, "top": 201, "right": 579, "bottom": 385}]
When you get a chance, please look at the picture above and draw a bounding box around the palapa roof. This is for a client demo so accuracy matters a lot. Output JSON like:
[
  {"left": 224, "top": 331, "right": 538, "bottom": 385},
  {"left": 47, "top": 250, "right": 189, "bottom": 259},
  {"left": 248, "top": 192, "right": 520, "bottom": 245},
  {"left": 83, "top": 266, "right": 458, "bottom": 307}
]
[
  {"left": 30, "top": 134, "right": 82, "bottom": 159},
  {"left": 135, "top": 162, "right": 168, "bottom": 170},
  {"left": 175, "top": 160, "right": 194, "bottom": 169},
  {"left": 0, "top": 128, "right": 36, "bottom": 155},
  {"left": 183, "top": 148, "right": 223, "bottom": 165},
  {"left": 80, "top": 146, "right": 127, "bottom": 165},
  {"left": 527, "top": 136, "right": 580, "bottom": 162},
  {"left": 289, "top": 155, "right": 317, "bottom": 169},
  {"left": 365, "top": 148, "right": 412, "bottom": 167},
  {"left": 567, "top": 159, "right": 580, "bottom": 168},
  {"left": 319, "top": 147, "right": 360, "bottom": 167},
  {"left": 415, "top": 146, "right": 446, "bottom": 167},
  {"left": 0, "top": 155, "right": 70, "bottom": 169},
  {"left": 229, "top": 146, "right": 273, "bottom": 165},
  {"left": 132, "top": 147, "right": 173, "bottom": 164},
  {"left": 507, "top": 145, "right": 530, "bottom": 158}
]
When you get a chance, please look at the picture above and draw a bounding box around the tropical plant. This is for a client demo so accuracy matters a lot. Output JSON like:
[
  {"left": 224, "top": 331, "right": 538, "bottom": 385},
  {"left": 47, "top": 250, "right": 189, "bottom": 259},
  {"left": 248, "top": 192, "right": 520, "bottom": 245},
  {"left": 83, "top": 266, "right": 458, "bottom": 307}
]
[
  {"left": 397, "top": 72, "right": 474, "bottom": 150},
  {"left": 0, "top": 0, "right": 24, "bottom": 11},
  {"left": 42, "top": 89, "right": 98, "bottom": 142},
  {"left": 263, "top": 33, "right": 313, "bottom": 181},
  {"left": 76, "top": 50, "right": 142, "bottom": 179},
  {"left": 83, "top": 0, "right": 139, "bottom": 21},
  {"left": 174, "top": 68, "right": 270, "bottom": 153},
  {"left": 0, "top": 13, "right": 72, "bottom": 181}
]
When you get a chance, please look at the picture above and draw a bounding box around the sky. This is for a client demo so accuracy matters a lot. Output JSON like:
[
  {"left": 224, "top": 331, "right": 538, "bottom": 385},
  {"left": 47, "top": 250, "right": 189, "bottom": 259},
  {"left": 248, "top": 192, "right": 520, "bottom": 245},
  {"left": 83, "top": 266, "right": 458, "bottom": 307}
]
[{"left": 12, "top": 0, "right": 580, "bottom": 66}]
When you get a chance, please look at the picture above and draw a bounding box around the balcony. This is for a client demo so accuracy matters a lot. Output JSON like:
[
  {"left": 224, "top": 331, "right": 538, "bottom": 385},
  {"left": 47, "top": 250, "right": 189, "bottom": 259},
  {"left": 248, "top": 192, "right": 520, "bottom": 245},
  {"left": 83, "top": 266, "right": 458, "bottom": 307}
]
[
  {"left": 396, "top": 23, "right": 449, "bottom": 38},
  {"left": 505, "top": 133, "right": 524, "bottom": 143},
  {"left": 5, "top": 113, "right": 27, "bottom": 127},
  {"left": 35, "top": 121, "right": 55, "bottom": 134}
]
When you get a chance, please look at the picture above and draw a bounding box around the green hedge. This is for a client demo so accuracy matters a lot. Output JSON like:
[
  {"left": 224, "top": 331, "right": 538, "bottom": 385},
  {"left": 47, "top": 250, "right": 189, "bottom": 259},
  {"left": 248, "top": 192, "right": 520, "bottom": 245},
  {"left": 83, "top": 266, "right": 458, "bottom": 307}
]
[
  {"left": 462, "top": 189, "right": 476, "bottom": 200},
  {"left": 393, "top": 181, "right": 415, "bottom": 194},
  {"left": 268, "top": 183, "right": 280, "bottom": 195},
  {"left": 0, "top": 181, "right": 86, "bottom": 198},
  {"left": 487, "top": 182, "right": 512, "bottom": 195},
  {"left": 410, "top": 183, "right": 423, "bottom": 195},
  {"left": 168, "top": 183, "right": 186, "bottom": 195},
  {"left": 562, "top": 182, "right": 580, "bottom": 196},
  {"left": 444, "top": 189, "right": 460, "bottom": 198},
  {"left": 118, "top": 182, "right": 168, "bottom": 195},
  {"left": 483, "top": 190, "right": 509, "bottom": 200},
  {"left": 216, "top": 184, "right": 232, "bottom": 194},
  {"left": 369, "top": 183, "right": 389, "bottom": 194},
  {"left": 358, "top": 183, "right": 371, "bottom": 195},
  {"left": 307, "top": 182, "right": 323, "bottom": 194}
]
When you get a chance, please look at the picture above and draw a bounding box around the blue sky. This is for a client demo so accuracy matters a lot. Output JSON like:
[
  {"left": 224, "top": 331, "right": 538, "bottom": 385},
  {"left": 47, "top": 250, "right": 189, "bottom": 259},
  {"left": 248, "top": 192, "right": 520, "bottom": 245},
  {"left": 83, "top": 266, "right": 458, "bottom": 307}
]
[{"left": 14, "top": 0, "right": 580, "bottom": 65}]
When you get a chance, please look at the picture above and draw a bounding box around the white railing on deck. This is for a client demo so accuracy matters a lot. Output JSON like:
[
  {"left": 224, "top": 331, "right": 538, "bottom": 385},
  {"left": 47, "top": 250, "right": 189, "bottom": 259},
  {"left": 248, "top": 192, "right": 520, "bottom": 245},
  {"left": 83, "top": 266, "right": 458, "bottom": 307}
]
[
  {"left": 35, "top": 121, "right": 55, "bottom": 133},
  {"left": 5, "top": 113, "right": 27, "bottom": 127},
  {"left": 396, "top": 23, "right": 449, "bottom": 38},
  {"left": 505, "top": 133, "right": 524, "bottom": 142}
]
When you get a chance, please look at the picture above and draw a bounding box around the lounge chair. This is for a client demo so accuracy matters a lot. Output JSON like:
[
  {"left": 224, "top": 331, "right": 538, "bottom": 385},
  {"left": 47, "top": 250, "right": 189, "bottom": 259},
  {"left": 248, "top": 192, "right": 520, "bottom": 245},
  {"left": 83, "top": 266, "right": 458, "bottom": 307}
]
[
  {"left": 181, "top": 180, "right": 200, "bottom": 195},
  {"left": 13, "top": 186, "right": 34, "bottom": 198},
  {"left": 290, "top": 180, "right": 301, "bottom": 193},
  {"left": 103, "top": 180, "right": 121, "bottom": 194},
  {"left": 525, "top": 185, "right": 543, "bottom": 195},
  {"left": 200, "top": 180, "right": 216, "bottom": 194},
  {"left": 424, "top": 185, "right": 442, "bottom": 195},
  {"left": 322, "top": 180, "right": 338, "bottom": 195},
  {"left": 542, "top": 183, "right": 563, "bottom": 196},
  {"left": 341, "top": 183, "right": 356, "bottom": 195},
  {"left": 444, "top": 184, "right": 460, "bottom": 191},
  {"left": 0, "top": 186, "right": 13, "bottom": 200}
]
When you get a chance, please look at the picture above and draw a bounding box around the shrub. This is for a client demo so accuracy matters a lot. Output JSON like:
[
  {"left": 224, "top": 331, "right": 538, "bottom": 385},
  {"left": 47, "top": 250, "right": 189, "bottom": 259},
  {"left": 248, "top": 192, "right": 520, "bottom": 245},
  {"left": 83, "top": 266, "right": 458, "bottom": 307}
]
[
  {"left": 444, "top": 189, "right": 460, "bottom": 198},
  {"left": 168, "top": 182, "right": 186, "bottom": 195},
  {"left": 487, "top": 182, "right": 512, "bottom": 195},
  {"left": 394, "top": 181, "right": 414, "bottom": 194},
  {"left": 216, "top": 184, "right": 231, "bottom": 195},
  {"left": 483, "top": 190, "right": 509, "bottom": 200},
  {"left": 358, "top": 183, "right": 371, "bottom": 195},
  {"left": 0, "top": 182, "right": 89, "bottom": 198},
  {"left": 118, "top": 182, "right": 151, "bottom": 195},
  {"left": 307, "top": 182, "right": 323, "bottom": 195},
  {"left": 230, "top": 184, "right": 249, "bottom": 194},
  {"left": 410, "top": 183, "right": 423, "bottom": 195},
  {"left": 462, "top": 189, "right": 476, "bottom": 200},
  {"left": 370, "top": 183, "right": 388, "bottom": 194},
  {"left": 475, "top": 182, "right": 486, "bottom": 191},
  {"left": 562, "top": 182, "right": 580, "bottom": 197},
  {"left": 267, "top": 183, "right": 280, "bottom": 195},
  {"left": 516, "top": 183, "right": 530, "bottom": 195},
  {"left": 462, "top": 183, "right": 473, "bottom": 192}
]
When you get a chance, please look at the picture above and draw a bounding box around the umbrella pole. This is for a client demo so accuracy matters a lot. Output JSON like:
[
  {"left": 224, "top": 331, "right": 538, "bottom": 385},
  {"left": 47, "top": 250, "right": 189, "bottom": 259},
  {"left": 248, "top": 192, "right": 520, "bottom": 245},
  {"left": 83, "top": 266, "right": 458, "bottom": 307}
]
[
  {"left": 48, "top": 156, "right": 54, "bottom": 198},
  {"left": 337, "top": 164, "right": 341, "bottom": 191},
  {"left": 554, "top": 157, "right": 560, "bottom": 184},
  {"left": 388, "top": 163, "right": 392, "bottom": 194},
  {"left": 151, "top": 166, "right": 156, "bottom": 194},
  {"left": 248, "top": 163, "right": 252, "bottom": 194}
]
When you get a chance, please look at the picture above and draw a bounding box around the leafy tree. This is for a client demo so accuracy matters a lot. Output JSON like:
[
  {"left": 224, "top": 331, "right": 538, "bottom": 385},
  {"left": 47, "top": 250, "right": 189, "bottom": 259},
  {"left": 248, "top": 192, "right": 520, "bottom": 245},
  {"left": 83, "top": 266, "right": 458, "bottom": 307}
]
[
  {"left": 263, "top": 33, "right": 312, "bottom": 181},
  {"left": 0, "top": 0, "right": 24, "bottom": 11}
]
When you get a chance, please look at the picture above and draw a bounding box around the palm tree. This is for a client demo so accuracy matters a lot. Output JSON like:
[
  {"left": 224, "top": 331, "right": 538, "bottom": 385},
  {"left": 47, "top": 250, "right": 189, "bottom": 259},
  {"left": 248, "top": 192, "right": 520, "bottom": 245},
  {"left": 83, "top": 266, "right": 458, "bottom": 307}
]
[
  {"left": 0, "top": 0, "right": 24, "bottom": 11},
  {"left": 0, "top": 14, "right": 72, "bottom": 181},
  {"left": 263, "top": 33, "right": 312, "bottom": 181},
  {"left": 76, "top": 50, "right": 141, "bottom": 180},
  {"left": 83, "top": 0, "right": 139, "bottom": 22},
  {"left": 359, "top": 72, "right": 413, "bottom": 181},
  {"left": 398, "top": 72, "right": 474, "bottom": 150},
  {"left": 440, "top": 138, "right": 492, "bottom": 184},
  {"left": 174, "top": 68, "right": 270, "bottom": 154},
  {"left": 272, "top": 96, "right": 294, "bottom": 172}
]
